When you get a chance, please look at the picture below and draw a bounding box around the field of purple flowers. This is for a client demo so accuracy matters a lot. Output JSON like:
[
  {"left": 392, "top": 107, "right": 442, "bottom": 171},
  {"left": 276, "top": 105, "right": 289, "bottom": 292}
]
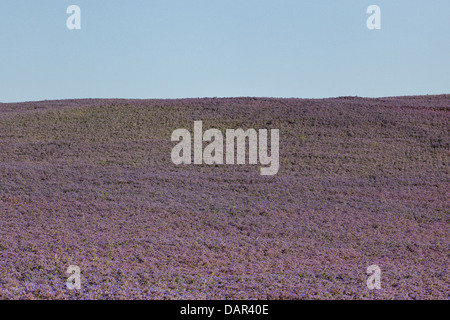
[{"left": 0, "top": 96, "right": 448, "bottom": 299}]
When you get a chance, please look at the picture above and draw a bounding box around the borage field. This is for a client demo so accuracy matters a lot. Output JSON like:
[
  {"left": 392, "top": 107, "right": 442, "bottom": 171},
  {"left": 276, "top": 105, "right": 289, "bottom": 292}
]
[{"left": 0, "top": 96, "right": 448, "bottom": 299}]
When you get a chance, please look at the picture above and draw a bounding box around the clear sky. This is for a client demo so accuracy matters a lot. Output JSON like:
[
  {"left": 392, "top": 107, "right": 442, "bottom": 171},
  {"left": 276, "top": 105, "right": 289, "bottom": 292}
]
[{"left": 0, "top": 0, "right": 449, "bottom": 102}]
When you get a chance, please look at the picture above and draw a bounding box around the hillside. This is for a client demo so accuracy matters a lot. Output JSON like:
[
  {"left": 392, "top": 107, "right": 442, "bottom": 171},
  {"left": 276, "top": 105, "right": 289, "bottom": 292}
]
[{"left": 0, "top": 95, "right": 448, "bottom": 299}]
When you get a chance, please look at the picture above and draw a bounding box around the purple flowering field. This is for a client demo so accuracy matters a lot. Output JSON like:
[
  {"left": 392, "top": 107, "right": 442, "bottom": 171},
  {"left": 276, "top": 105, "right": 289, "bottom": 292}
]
[{"left": 0, "top": 95, "right": 448, "bottom": 299}]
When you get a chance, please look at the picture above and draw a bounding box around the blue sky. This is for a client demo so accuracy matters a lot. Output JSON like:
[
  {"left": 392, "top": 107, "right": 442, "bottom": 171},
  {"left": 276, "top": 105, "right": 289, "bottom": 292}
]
[{"left": 0, "top": 0, "right": 449, "bottom": 102}]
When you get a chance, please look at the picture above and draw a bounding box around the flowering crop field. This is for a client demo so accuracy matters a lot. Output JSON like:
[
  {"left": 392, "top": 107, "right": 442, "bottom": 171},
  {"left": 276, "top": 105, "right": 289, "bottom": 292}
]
[{"left": 0, "top": 96, "right": 448, "bottom": 299}]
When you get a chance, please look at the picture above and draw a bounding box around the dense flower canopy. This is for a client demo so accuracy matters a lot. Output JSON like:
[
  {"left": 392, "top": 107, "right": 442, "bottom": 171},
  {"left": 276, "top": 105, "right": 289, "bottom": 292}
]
[{"left": 0, "top": 95, "right": 448, "bottom": 299}]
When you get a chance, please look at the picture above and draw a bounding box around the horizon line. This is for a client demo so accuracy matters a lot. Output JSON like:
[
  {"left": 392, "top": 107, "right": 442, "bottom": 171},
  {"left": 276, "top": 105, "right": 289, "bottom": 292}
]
[{"left": 2, "top": 93, "right": 450, "bottom": 104}]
